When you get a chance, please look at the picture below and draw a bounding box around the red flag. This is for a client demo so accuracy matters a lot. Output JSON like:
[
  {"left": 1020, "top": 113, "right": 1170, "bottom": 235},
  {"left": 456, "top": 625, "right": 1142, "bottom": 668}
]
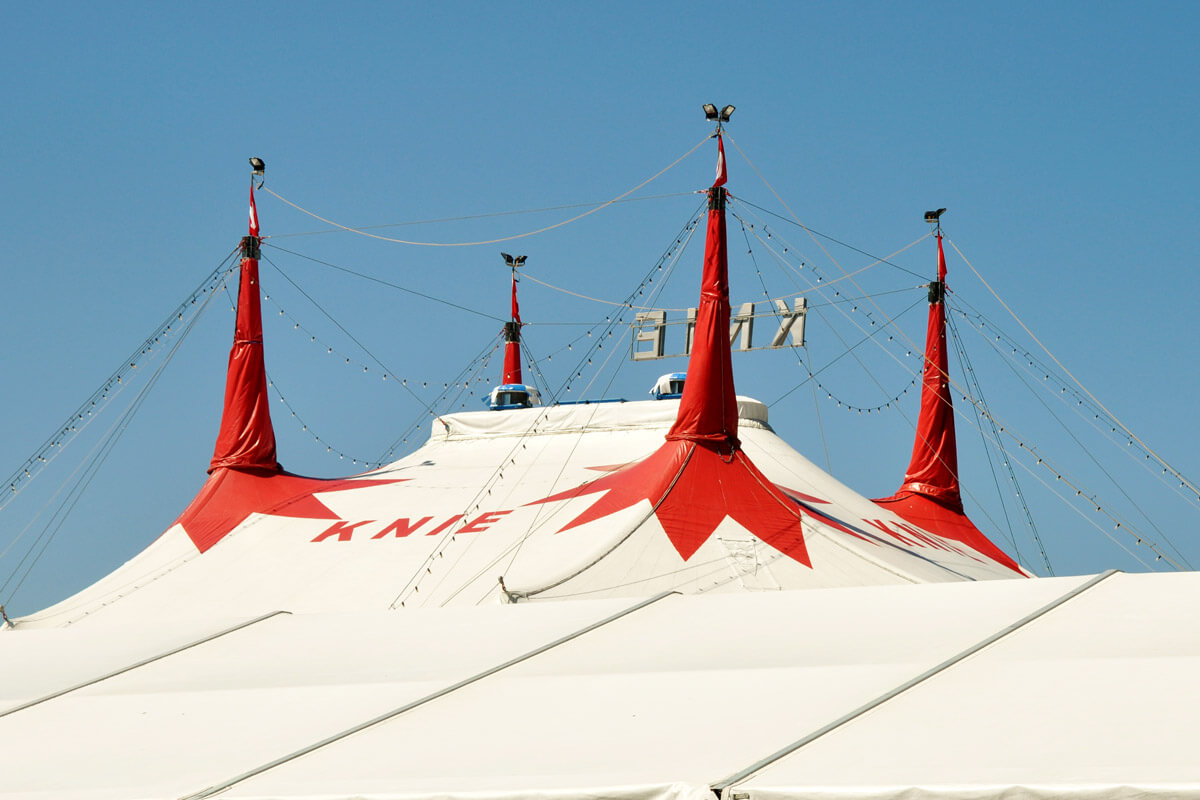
[
  {"left": 510, "top": 273, "right": 521, "bottom": 325},
  {"left": 714, "top": 135, "right": 727, "bottom": 187},
  {"left": 249, "top": 185, "right": 260, "bottom": 238},
  {"left": 937, "top": 230, "right": 947, "bottom": 282}
]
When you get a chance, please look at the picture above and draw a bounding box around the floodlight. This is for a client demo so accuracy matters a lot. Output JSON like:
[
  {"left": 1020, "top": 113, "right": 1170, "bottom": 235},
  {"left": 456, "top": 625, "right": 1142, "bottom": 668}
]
[
  {"left": 720, "top": 105, "right": 735, "bottom": 122},
  {"left": 249, "top": 157, "right": 266, "bottom": 175},
  {"left": 702, "top": 103, "right": 718, "bottom": 120},
  {"left": 924, "top": 208, "right": 947, "bottom": 224}
]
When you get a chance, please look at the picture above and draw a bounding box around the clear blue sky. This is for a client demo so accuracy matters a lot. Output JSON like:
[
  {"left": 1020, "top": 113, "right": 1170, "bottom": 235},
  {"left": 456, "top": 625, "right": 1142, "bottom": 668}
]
[{"left": 2, "top": 1, "right": 1198, "bottom": 615}]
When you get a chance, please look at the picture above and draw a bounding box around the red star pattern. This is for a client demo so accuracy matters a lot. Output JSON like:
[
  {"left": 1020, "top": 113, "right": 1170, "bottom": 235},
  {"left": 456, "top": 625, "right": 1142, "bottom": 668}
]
[
  {"left": 527, "top": 440, "right": 810, "bottom": 565},
  {"left": 175, "top": 468, "right": 405, "bottom": 553}
]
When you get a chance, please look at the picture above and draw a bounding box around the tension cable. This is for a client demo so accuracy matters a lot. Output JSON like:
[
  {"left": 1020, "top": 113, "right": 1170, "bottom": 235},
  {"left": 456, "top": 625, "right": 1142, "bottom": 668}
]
[
  {"left": 0, "top": 248, "right": 239, "bottom": 515},
  {"left": 260, "top": 134, "right": 711, "bottom": 247}
]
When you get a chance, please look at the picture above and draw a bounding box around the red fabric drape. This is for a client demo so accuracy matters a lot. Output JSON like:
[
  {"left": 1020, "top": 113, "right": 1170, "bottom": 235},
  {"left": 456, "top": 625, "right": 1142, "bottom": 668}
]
[
  {"left": 666, "top": 180, "right": 738, "bottom": 452},
  {"left": 209, "top": 187, "right": 279, "bottom": 473},
  {"left": 873, "top": 232, "right": 1022, "bottom": 573},
  {"left": 897, "top": 232, "right": 959, "bottom": 505}
]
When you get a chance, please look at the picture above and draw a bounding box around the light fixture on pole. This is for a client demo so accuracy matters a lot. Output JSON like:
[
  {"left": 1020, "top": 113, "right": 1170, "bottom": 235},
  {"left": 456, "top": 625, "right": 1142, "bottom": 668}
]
[
  {"left": 249, "top": 157, "right": 266, "bottom": 188},
  {"left": 702, "top": 103, "right": 736, "bottom": 133}
]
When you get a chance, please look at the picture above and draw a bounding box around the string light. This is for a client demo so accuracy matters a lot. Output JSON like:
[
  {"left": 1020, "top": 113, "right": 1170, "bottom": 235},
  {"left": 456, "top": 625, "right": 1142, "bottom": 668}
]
[
  {"left": 953, "top": 305, "right": 1200, "bottom": 505},
  {"left": 1, "top": 256, "right": 235, "bottom": 511}
]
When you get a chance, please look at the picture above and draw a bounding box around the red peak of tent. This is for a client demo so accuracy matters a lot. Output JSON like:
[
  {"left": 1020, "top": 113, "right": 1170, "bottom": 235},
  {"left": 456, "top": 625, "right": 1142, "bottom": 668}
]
[
  {"left": 209, "top": 188, "right": 279, "bottom": 473},
  {"left": 666, "top": 138, "right": 738, "bottom": 452},
  {"left": 503, "top": 269, "right": 523, "bottom": 385},
  {"left": 524, "top": 137, "right": 808, "bottom": 566},
  {"left": 896, "top": 231, "right": 959, "bottom": 504},
  {"left": 874, "top": 231, "right": 1021, "bottom": 574}
]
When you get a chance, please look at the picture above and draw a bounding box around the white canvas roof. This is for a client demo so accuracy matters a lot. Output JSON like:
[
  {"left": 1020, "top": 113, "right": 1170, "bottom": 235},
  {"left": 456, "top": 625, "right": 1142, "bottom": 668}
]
[
  {"left": 2, "top": 571, "right": 1197, "bottom": 800},
  {"left": 16, "top": 397, "right": 1024, "bottom": 630}
]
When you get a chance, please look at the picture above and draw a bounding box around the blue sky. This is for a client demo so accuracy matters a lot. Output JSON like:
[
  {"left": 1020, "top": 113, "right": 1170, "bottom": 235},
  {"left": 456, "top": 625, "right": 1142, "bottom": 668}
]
[{"left": 2, "top": 1, "right": 1198, "bottom": 614}]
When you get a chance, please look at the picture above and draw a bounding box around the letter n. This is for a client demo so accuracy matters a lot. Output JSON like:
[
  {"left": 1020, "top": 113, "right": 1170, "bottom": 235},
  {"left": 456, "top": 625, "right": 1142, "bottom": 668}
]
[
  {"left": 372, "top": 516, "right": 434, "bottom": 539},
  {"left": 312, "top": 520, "right": 375, "bottom": 543}
]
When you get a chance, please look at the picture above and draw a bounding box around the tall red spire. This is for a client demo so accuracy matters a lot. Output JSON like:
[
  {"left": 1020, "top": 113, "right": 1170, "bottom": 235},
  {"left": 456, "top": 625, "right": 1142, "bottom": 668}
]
[
  {"left": 528, "top": 132, "right": 808, "bottom": 566},
  {"left": 874, "top": 229, "right": 1023, "bottom": 574},
  {"left": 666, "top": 135, "right": 739, "bottom": 453},
  {"left": 897, "top": 230, "right": 959, "bottom": 505},
  {"left": 209, "top": 184, "right": 280, "bottom": 473},
  {"left": 502, "top": 266, "right": 523, "bottom": 385},
  {"left": 174, "top": 173, "right": 405, "bottom": 556}
]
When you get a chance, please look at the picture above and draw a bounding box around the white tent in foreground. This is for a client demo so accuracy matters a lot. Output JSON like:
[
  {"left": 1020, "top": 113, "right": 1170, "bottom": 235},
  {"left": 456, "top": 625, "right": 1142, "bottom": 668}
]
[
  {"left": 2, "top": 143, "right": 1198, "bottom": 799},
  {"left": 3, "top": 573, "right": 1199, "bottom": 800}
]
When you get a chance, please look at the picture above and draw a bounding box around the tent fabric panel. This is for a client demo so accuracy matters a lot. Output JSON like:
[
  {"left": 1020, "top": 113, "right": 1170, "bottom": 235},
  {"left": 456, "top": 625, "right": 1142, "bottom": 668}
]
[
  {"left": 0, "top": 599, "right": 643, "bottom": 800},
  {"left": 19, "top": 396, "right": 1028, "bottom": 631},
  {"left": 21, "top": 402, "right": 1025, "bottom": 630},
  {"left": 731, "top": 571, "right": 1200, "bottom": 797},
  {"left": 0, "top": 611, "right": 282, "bottom": 713},
  {"left": 740, "top": 784, "right": 1200, "bottom": 800},
  {"left": 6, "top": 575, "right": 1195, "bottom": 800},
  {"left": 219, "top": 579, "right": 1085, "bottom": 799},
  {"left": 14, "top": 525, "right": 199, "bottom": 629},
  {"left": 226, "top": 783, "right": 717, "bottom": 800},
  {"left": 431, "top": 398, "right": 771, "bottom": 441}
]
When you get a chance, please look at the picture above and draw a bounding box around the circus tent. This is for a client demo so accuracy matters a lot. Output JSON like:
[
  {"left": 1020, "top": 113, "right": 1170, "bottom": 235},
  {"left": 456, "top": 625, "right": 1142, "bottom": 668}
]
[{"left": 1, "top": 137, "right": 1197, "bottom": 800}]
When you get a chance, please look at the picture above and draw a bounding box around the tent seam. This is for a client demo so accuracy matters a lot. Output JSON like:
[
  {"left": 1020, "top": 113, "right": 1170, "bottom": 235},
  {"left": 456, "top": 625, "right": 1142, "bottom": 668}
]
[
  {"left": 711, "top": 569, "right": 1121, "bottom": 794},
  {"left": 0, "top": 610, "right": 291, "bottom": 719},
  {"left": 180, "top": 590, "right": 679, "bottom": 800}
]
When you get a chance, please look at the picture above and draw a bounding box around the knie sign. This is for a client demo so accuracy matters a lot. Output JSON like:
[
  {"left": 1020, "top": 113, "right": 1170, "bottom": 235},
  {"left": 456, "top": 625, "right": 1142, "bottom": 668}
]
[{"left": 630, "top": 298, "right": 807, "bottom": 361}]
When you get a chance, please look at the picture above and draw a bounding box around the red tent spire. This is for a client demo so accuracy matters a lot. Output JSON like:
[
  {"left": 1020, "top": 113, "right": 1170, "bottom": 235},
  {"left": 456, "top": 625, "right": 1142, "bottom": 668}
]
[
  {"left": 208, "top": 184, "right": 280, "bottom": 473},
  {"left": 528, "top": 133, "right": 808, "bottom": 566},
  {"left": 897, "top": 230, "right": 960, "bottom": 505},
  {"left": 176, "top": 176, "right": 403, "bottom": 555},
  {"left": 874, "top": 229, "right": 1023, "bottom": 574},
  {"left": 502, "top": 262, "right": 523, "bottom": 385},
  {"left": 666, "top": 134, "right": 739, "bottom": 453}
]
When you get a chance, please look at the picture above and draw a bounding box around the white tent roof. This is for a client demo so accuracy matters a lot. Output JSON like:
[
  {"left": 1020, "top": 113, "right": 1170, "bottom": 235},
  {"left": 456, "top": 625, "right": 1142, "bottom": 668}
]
[
  {"left": 2, "top": 571, "right": 1198, "bottom": 800},
  {"left": 17, "top": 398, "right": 1024, "bottom": 630}
]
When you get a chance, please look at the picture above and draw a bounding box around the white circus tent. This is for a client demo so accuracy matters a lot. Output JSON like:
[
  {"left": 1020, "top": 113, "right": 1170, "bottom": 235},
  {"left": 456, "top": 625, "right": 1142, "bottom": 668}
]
[{"left": 2, "top": 139, "right": 1197, "bottom": 800}]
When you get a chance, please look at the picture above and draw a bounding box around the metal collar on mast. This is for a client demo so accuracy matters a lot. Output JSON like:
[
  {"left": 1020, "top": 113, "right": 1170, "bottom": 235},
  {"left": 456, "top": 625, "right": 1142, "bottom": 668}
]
[{"left": 925, "top": 207, "right": 947, "bottom": 303}]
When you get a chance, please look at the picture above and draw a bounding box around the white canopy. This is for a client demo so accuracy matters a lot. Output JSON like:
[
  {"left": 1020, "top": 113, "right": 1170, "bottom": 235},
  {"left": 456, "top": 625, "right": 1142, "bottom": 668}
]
[
  {"left": 2, "top": 571, "right": 1198, "bottom": 800},
  {"left": 15, "top": 398, "right": 1023, "bottom": 630}
]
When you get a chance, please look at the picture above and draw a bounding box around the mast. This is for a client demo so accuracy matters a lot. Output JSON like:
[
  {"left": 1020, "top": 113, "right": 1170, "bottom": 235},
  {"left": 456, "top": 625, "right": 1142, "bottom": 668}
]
[{"left": 208, "top": 165, "right": 280, "bottom": 473}]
